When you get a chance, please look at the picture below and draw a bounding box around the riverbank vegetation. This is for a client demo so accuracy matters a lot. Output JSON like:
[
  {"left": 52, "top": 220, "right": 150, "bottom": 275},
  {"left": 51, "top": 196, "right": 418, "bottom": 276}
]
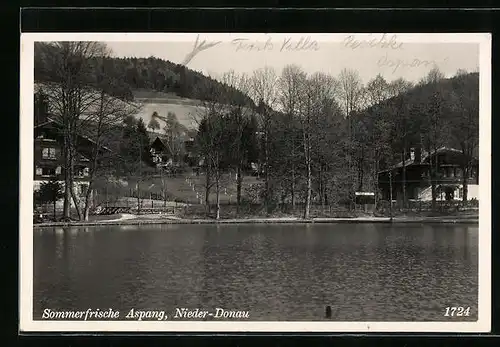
[{"left": 33, "top": 41, "right": 479, "bottom": 222}]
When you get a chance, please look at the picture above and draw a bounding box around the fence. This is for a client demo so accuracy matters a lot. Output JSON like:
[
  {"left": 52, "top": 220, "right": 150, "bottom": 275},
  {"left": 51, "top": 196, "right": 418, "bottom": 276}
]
[{"left": 376, "top": 199, "right": 479, "bottom": 215}]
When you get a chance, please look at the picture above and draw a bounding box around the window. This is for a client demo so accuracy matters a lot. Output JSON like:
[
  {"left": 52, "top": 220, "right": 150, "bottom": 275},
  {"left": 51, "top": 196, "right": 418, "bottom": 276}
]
[
  {"left": 42, "top": 147, "right": 56, "bottom": 159},
  {"left": 76, "top": 167, "right": 90, "bottom": 177},
  {"left": 35, "top": 167, "right": 42, "bottom": 175},
  {"left": 55, "top": 166, "right": 61, "bottom": 175}
]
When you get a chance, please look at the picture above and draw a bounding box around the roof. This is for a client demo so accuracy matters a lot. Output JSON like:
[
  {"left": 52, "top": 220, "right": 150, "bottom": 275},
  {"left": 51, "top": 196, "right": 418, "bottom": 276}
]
[
  {"left": 378, "top": 147, "right": 475, "bottom": 174},
  {"left": 150, "top": 136, "right": 167, "bottom": 149},
  {"left": 35, "top": 117, "right": 112, "bottom": 152}
]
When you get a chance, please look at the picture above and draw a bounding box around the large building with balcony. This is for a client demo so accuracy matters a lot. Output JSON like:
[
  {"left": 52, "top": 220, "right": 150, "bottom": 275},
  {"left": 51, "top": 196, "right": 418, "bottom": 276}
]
[
  {"left": 33, "top": 92, "right": 111, "bottom": 207},
  {"left": 378, "top": 147, "right": 479, "bottom": 202},
  {"left": 34, "top": 118, "right": 97, "bottom": 201}
]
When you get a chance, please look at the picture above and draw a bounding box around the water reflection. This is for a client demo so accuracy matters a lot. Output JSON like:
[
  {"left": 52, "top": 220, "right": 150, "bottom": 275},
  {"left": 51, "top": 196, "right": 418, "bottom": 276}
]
[{"left": 33, "top": 223, "right": 478, "bottom": 321}]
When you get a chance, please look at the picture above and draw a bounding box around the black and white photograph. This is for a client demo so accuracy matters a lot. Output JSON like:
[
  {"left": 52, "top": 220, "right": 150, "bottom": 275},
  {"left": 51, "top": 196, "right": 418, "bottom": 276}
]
[{"left": 20, "top": 33, "right": 491, "bottom": 332}]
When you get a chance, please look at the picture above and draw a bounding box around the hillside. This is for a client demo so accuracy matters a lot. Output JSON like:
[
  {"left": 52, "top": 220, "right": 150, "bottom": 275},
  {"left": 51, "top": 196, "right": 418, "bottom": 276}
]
[
  {"left": 132, "top": 89, "right": 204, "bottom": 130},
  {"left": 34, "top": 42, "right": 255, "bottom": 109},
  {"left": 356, "top": 72, "right": 479, "bottom": 160}
]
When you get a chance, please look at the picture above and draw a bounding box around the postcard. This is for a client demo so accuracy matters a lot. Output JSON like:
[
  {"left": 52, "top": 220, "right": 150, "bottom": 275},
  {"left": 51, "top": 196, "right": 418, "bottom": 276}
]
[{"left": 20, "top": 32, "right": 491, "bottom": 333}]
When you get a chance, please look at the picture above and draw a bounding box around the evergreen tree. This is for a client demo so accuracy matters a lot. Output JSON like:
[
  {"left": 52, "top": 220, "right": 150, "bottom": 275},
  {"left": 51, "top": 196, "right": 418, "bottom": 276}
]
[{"left": 36, "top": 179, "right": 65, "bottom": 221}]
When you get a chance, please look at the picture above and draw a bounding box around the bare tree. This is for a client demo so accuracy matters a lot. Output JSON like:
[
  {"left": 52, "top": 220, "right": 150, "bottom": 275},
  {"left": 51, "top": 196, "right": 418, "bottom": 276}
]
[
  {"left": 249, "top": 67, "right": 279, "bottom": 213},
  {"left": 299, "top": 72, "right": 340, "bottom": 218},
  {"left": 388, "top": 77, "right": 414, "bottom": 98},
  {"left": 220, "top": 70, "right": 256, "bottom": 215},
  {"left": 278, "top": 65, "right": 307, "bottom": 211},
  {"left": 36, "top": 41, "right": 110, "bottom": 220},
  {"left": 386, "top": 77, "right": 414, "bottom": 208},
  {"left": 338, "top": 68, "right": 365, "bottom": 209},
  {"left": 449, "top": 71, "right": 479, "bottom": 202},
  {"left": 363, "top": 75, "right": 392, "bottom": 208},
  {"left": 366, "top": 74, "right": 390, "bottom": 106},
  {"left": 77, "top": 86, "right": 141, "bottom": 220},
  {"left": 418, "top": 70, "right": 450, "bottom": 208},
  {"left": 192, "top": 78, "right": 227, "bottom": 217},
  {"left": 419, "top": 66, "right": 445, "bottom": 85}
]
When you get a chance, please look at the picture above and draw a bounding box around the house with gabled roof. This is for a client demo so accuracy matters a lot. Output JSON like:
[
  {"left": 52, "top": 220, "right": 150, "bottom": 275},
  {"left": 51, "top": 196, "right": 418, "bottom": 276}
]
[
  {"left": 33, "top": 94, "right": 112, "bottom": 208},
  {"left": 378, "top": 146, "right": 479, "bottom": 202}
]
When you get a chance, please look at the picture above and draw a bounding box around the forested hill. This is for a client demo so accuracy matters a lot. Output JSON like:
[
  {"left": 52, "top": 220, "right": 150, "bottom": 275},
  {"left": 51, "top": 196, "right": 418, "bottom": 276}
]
[
  {"left": 355, "top": 71, "right": 479, "bottom": 161},
  {"left": 34, "top": 42, "right": 255, "bottom": 107}
]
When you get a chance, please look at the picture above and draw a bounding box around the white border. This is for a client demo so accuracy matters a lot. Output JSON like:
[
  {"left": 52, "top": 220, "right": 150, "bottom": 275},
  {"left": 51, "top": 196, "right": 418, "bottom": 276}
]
[{"left": 19, "top": 32, "right": 491, "bottom": 333}]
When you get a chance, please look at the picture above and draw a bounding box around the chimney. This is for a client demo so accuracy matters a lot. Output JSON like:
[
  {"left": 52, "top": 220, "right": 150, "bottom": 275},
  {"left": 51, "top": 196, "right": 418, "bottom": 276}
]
[{"left": 410, "top": 148, "right": 415, "bottom": 161}]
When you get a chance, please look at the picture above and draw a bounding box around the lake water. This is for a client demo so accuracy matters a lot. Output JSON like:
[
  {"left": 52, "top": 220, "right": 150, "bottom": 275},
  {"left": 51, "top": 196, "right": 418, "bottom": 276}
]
[{"left": 33, "top": 223, "right": 478, "bottom": 321}]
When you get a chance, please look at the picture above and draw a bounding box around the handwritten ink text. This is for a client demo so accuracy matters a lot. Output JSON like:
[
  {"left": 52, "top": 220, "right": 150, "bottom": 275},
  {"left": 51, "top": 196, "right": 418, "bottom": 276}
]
[{"left": 343, "top": 34, "right": 403, "bottom": 50}]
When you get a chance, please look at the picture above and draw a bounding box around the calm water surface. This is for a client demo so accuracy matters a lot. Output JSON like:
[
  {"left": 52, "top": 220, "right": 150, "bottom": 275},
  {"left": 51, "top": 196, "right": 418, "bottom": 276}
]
[{"left": 33, "top": 223, "right": 478, "bottom": 321}]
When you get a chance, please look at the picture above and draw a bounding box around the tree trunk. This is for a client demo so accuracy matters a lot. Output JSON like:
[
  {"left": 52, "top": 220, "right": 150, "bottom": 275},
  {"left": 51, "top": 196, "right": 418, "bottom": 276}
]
[
  {"left": 303, "top": 128, "right": 311, "bottom": 220},
  {"left": 264, "top": 132, "right": 270, "bottom": 213},
  {"left": 291, "top": 162, "right": 295, "bottom": 210},
  {"left": 215, "top": 174, "right": 220, "bottom": 220},
  {"left": 205, "top": 165, "right": 211, "bottom": 214},
  {"left": 304, "top": 158, "right": 311, "bottom": 219},
  {"left": 70, "top": 183, "right": 81, "bottom": 220},
  {"left": 389, "top": 171, "right": 393, "bottom": 221},
  {"left": 402, "top": 148, "right": 407, "bottom": 209},
  {"left": 63, "top": 131, "right": 71, "bottom": 219},
  {"left": 320, "top": 164, "right": 325, "bottom": 212},
  {"left": 236, "top": 164, "right": 242, "bottom": 215},
  {"left": 431, "top": 147, "right": 439, "bottom": 209},
  {"left": 160, "top": 169, "right": 167, "bottom": 207},
  {"left": 373, "top": 155, "right": 379, "bottom": 210},
  {"left": 136, "top": 182, "right": 141, "bottom": 214},
  {"left": 462, "top": 167, "right": 469, "bottom": 202},
  {"left": 53, "top": 198, "right": 56, "bottom": 221},
  {"left": 431, "top": 182, "right": 437, "bottom": 209},
  {"left": 83, "top": 181, "right": 94, "bottom": 221},
  {"left": 357, "top": 146, "right": 365, "bottom": 192},
  {"left": 68, "top": 150, "right": 81, "bottom": 220}
]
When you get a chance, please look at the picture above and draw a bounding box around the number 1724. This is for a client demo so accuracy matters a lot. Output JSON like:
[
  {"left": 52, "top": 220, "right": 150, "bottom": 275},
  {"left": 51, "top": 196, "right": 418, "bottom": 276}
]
[{"left": 444, "top": 306, "right": 471, "bottom": 317}]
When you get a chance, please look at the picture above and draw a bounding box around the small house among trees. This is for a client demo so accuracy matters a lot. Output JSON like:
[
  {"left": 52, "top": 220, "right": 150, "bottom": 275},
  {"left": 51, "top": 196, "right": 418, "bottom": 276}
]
[
  {"left": 378, "top": 146, "right": 479, "bottom": 203},
  {"left": 149, "top": 136, "right": 171, "bottom": 167}
]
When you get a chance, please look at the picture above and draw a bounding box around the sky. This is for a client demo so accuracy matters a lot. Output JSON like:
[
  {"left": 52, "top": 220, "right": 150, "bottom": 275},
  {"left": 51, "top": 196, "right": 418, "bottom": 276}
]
[{"left": 104, "top": 34, "right": 480, "bottom": 84}]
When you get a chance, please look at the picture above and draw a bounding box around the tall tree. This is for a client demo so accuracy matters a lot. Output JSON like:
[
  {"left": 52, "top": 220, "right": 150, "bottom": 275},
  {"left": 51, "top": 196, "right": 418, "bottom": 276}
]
[
  {"left": 221, "top": 70, "right": 259, "bottom": 214},
  {"left": 386, "top": 78, "right": 415, "bottom": 208},
  {"left": 418, "top": 69, "right": 449, "bottom": 208},
  {"left": 363, "top": 75, "right": 393, "bottom": 208},
  {"left": 449, "top": 72, "right": 479, "bottom": 201},
  {"left": 278, "top": 65, "right": 307, "bottom": 211},
  {"left": 301, "top": 72, "right": 340, "bottom": 217},
  {"left": 77, "top": 68, "right": 140, "bottom": 220},
  {"left": 338, "top": 68, "right": 365, "bottom": 209},
  {"left": 118, "top": 117, "right": 152, "bottom": 212},
  {"left": 35, "top": 41, "right": 109, "bottom": 220},
  {"left": 163, "top": 112, "right": 187, "bottom": 165},
  {"left": 249, "top": 67, "right": 279, "bottom": 213},
  {"left": 193, "top": 77, "right": 227, "bottom": 217},
  {"left": 148, "top": 114, "right": 161, "bottom": 133}
]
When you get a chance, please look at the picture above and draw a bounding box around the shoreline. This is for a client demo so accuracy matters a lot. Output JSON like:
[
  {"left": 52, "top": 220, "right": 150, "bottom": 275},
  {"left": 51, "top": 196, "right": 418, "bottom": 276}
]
[{"left": 33, "top": 215, "right": 479, "bottom": 228}]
